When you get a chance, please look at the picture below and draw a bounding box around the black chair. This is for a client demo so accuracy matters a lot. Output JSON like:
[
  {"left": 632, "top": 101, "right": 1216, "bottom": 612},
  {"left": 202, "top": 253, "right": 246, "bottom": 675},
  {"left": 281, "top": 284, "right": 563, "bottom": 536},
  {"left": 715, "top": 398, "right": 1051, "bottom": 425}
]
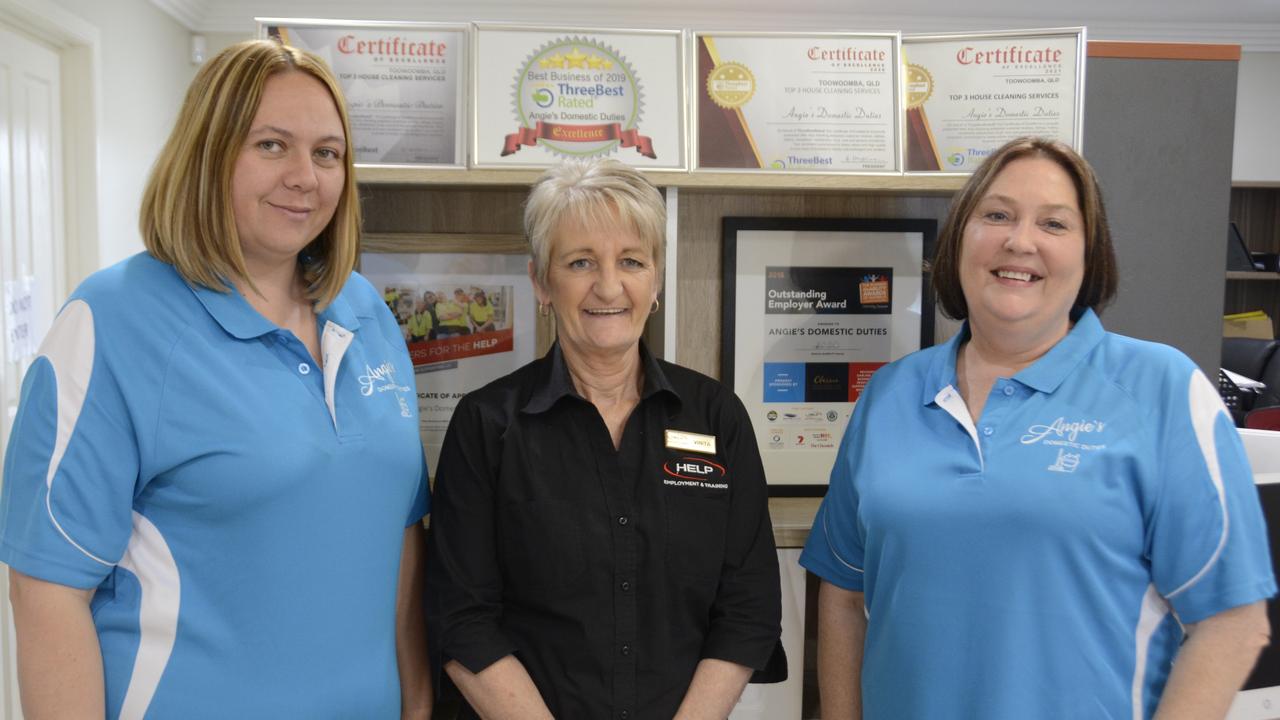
[{"left": 1224, "top": 338, "right": 1280, "bottom": 404}]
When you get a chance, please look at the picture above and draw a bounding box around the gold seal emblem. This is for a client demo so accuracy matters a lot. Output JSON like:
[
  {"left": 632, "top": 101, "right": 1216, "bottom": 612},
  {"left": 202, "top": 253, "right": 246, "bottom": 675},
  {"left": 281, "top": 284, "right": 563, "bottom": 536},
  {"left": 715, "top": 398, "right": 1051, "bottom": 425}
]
[
  {"left": 905, "top": 63, "right": 934, "bottom": 108},
  {"left": 706, "top": 62, "right": 756, "bottom": 109}
]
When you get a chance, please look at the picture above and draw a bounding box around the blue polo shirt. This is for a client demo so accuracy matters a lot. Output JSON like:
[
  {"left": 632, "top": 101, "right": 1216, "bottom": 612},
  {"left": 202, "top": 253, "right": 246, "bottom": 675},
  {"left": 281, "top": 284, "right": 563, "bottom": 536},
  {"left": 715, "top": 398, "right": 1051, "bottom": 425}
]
[
  {"left": 0, "top": 253, "right": 429, "bottom": 719},
  {"left": 800, "top": 310, "right": 1275, "bottom": 719}
]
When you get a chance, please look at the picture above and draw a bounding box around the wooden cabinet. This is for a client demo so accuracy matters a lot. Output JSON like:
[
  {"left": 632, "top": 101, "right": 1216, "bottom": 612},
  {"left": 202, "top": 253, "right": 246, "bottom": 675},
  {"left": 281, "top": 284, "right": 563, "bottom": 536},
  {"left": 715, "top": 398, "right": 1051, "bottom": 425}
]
[{"left": 1225, "top": 186, "right": 1280, "bottom": 337}]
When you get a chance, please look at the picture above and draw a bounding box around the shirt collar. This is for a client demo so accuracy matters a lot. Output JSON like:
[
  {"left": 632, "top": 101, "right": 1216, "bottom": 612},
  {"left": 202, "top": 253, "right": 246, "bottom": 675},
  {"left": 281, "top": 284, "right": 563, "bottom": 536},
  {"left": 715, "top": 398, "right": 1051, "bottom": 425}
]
[
  {"left": 522, "top": 341, "right": 681, "bottom": 415},
  {"left": 190, "top": 277, "right": 362, "bottom": 340},
  {"left": 923, "top": 308, "right": 1105, "bottom": 404}
]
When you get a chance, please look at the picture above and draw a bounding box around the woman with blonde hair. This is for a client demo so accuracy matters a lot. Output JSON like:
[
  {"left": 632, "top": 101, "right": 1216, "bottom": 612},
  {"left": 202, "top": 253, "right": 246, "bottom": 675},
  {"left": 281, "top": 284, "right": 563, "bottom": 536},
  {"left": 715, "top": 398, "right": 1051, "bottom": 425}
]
[
  {"left": 426, "top": 158, "right": 783, "bottom": 719},
  {"left": 1, "top": 40, "right": 430, "bottom": 718}
]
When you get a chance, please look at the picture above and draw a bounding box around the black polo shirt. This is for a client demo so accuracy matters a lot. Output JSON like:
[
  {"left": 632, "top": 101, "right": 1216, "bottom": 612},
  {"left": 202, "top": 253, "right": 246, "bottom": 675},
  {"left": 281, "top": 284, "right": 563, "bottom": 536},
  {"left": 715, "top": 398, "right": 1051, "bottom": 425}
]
[{"left": 425, "top": 343, "right": 784, "bottom": 720}]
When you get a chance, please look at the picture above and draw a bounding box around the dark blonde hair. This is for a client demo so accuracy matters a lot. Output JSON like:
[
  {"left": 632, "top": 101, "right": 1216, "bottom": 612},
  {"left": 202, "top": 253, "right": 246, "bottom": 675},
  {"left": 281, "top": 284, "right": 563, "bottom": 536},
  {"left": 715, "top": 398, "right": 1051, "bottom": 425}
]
[
  {"left": 931, "top": 137, "right": 1117, "bottom": 319},
  {"left": 523, "top": 158, "right": 666, "bottom": 291},
  {"left": 139, "top": 39, "right": 360, "bottom": 309}
]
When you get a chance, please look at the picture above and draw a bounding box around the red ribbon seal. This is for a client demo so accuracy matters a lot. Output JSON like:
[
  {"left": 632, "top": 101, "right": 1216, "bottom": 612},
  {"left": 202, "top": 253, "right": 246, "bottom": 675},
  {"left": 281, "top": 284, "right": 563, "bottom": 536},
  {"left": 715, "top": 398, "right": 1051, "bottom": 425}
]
[{"left": 501, "top": 121, "right": 656, "bottom": 158}]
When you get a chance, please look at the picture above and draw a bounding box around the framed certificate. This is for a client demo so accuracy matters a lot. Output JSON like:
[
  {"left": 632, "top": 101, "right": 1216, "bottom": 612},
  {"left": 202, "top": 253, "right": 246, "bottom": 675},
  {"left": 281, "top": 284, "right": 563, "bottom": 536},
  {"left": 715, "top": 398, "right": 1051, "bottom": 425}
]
[
  {"left": 360, "top": 234, "right": 552, "bottom": 474},
  {"left": 259, "top": 19, "right": 468, "bottom": 168},
  {"left": 471, "top": 24, "right": 687, "bottom": 169},
  {"left": 902, "top": 27, "right": 1085, "bottom": 174},
  {"left": 721, "top": 218, "right": 936, "bottom": 493},
  {"left": 693, "top": 32, "right": 901, "bottom": 173}
]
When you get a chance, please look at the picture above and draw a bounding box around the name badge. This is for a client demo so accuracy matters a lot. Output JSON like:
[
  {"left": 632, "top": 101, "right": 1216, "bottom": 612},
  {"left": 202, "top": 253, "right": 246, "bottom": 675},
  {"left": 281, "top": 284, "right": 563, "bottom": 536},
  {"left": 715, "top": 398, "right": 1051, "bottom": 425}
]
[{"left": 665, "top": 429, "right": 717, "bottom": 455}]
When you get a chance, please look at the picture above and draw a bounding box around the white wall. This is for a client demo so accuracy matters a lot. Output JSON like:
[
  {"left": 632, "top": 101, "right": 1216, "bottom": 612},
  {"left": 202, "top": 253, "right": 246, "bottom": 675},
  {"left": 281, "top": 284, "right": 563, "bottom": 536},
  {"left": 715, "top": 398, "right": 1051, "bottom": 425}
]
[
  {"left": 49, "top": 0, "right": 193, "bottom": 275},
  {"left": 1233, "top": 52, "right": 1280, "bottom": 184}
]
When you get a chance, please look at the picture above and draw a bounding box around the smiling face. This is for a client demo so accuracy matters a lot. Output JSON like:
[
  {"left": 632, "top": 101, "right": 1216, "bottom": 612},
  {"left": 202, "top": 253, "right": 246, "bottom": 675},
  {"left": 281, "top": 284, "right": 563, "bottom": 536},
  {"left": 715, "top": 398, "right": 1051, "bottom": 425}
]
[
  {"left": 230, "top": 71, "right": 346, "bottom": 275},
  {"left": 958, "top": 156, "right": 1086, "bottom": 339},
  {"left": 532, "top": 216, "right": 658, "bottom": 363}
]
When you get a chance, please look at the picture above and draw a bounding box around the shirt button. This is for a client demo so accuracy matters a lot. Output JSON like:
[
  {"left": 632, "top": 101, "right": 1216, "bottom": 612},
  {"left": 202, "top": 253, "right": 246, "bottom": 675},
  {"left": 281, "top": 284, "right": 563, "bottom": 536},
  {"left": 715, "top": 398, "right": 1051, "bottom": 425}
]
[
  {"left": 620, "top": 580, "right": 631, "bottom": 592},
  {"left": 1003, "top": 385, "right": 1015, "bottom": 396},
  {"left": 298, "top": 362, "right": 311, "bottom": 375},
  {"left": 617, "top": 516, "right": 629, "bottom": 526},
  {"left": 621, "top": 644, "right": 631, "bottom": 656},
  {"left": 982, "top": 426, "right": 993, "bottom": 436}
]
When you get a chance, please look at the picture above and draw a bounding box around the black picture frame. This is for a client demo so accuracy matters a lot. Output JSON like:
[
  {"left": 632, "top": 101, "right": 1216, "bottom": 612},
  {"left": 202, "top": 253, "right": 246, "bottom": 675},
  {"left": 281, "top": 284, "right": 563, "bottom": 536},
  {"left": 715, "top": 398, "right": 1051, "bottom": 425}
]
[{"left": 721, "top": 217, "right": 937, "bottom": 496}]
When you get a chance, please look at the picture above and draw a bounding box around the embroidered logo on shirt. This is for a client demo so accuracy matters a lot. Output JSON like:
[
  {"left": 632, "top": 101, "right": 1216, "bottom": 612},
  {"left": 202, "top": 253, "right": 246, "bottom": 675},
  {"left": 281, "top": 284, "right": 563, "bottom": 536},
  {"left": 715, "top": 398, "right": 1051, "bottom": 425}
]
[
  {"left": 1020, "top": 417, "right": 1107, "bottom": 451},
  {"left": 1047, "top": 448, "right": 1082, "bottom": 473},
  {"left": 358, "top": 361, "right": 413, "bottom": 418},
  {"left": 663, "top": 457, "right": 728, "bottom": 490}
]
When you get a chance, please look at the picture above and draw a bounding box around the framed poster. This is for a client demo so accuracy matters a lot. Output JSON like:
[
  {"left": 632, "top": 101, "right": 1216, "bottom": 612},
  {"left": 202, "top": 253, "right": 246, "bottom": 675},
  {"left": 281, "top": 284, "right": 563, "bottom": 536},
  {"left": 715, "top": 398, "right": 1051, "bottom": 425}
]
[
  {"left": 360, "top": 234, "right": 553, "bottom": 474},
  {"left": 471, "top": 24, "right": 687, "bottom": 169},
  {"left": 721, "top": 218, "right": 936, "bottom": 493},
  {"left": 902, "top": 27, "right": 1085, "bottom": 173},
  {"left": 692, "top": 32, "right": 901, "bottom": 173},
  {"left": 260, "top": 18, "right": 467, "bottom": 168}
]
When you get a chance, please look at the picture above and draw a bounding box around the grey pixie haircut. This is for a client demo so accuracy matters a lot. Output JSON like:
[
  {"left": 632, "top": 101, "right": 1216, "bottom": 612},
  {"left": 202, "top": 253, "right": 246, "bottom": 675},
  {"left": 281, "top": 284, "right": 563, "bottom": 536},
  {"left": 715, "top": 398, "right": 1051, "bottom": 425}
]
[{"left": 523, "top": 158, "right": 666, "bottom": 290}]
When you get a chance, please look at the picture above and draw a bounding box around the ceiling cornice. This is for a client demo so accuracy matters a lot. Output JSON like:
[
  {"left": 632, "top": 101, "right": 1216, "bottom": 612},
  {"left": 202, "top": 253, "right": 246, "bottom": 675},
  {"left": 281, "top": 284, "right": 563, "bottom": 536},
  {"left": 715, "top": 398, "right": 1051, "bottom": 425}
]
[
  {"left": 148, "top": 0, "right": 203, "bottom": 30},
  {"left": 154, "top": 2, "right": 1280, "bottom": 53}
]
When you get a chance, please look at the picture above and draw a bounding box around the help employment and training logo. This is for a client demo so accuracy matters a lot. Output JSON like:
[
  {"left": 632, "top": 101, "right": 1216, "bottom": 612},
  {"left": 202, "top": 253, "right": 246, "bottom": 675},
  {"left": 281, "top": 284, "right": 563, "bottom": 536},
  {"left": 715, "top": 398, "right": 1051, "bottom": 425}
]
[{"left": 503, "top": 37, "right": 655, "bottom": 159}]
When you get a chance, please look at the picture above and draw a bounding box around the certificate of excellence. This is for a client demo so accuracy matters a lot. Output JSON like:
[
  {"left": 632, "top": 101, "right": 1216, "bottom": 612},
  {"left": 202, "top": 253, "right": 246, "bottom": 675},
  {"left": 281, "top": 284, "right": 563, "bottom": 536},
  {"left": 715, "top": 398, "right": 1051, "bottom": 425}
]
[
  {"left": 472, "top": 25, "right": 686, "bottom": 169},
  {"left": 696, "top": 33, "right": 900, "bottom": 172},
  {"left": 902, "top": 29, "right": 1084, "bottom": 173},
  {"left": 265, "top": 21, "right": 466, "bottom": 167}
]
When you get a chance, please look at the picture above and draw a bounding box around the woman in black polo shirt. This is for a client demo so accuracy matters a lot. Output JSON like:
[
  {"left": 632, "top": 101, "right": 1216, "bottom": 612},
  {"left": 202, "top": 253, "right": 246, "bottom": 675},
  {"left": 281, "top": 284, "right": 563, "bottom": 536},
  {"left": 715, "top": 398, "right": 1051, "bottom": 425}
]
[{"left": 425, "top": 158, "right": 783, "bottom": 719}]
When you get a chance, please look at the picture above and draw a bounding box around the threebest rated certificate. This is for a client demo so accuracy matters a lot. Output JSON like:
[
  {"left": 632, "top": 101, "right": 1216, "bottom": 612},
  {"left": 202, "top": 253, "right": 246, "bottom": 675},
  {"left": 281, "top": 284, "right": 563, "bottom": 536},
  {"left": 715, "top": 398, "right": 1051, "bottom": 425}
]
[
  {"left": 472, "top": 25, "right": 686, "bottom": 169},
  {"left": 695, "top": 33, "right": 900, "bottom": 172},
  {"left": 262, "top": 20, "right": 466, "bottom": 166},
  {"left": 902, "top": 28, "right": 1084, "bottom": 173}
]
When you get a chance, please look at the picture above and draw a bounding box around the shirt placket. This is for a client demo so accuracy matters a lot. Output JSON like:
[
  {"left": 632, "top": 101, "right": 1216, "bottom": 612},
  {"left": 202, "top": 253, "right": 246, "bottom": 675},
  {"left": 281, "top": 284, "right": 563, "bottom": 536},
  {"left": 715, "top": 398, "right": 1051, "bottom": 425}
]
[{"left": 588, "top": 403, "right": 640, "bottom": 720}]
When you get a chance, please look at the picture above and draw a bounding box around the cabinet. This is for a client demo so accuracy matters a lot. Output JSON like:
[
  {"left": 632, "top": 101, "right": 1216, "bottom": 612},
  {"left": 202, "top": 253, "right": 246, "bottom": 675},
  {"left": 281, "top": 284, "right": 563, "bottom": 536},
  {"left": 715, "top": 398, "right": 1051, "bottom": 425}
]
[{"left": 1225, "top": 186, "right": 1280, "bottom": 336}]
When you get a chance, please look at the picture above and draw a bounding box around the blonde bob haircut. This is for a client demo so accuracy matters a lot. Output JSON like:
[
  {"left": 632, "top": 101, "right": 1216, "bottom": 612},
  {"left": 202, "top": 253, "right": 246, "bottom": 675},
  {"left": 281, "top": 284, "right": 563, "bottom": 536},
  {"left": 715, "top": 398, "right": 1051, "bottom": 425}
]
[
  {"left": 931, "top": 136, "right": 1117, "bottom": 320},
  {"left": 139, "top": 39, "right": 360, "bottom": 309},
  {"left": 524, "top": 158, "right": 666, "bottom": 291}
]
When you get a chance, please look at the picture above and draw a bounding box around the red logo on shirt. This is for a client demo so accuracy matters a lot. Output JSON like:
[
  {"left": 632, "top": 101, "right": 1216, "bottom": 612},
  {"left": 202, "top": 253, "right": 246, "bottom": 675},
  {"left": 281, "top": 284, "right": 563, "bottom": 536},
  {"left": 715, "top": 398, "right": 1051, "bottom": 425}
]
[{"left": 663, "top": 457, "right": 726, "bottom": 481}]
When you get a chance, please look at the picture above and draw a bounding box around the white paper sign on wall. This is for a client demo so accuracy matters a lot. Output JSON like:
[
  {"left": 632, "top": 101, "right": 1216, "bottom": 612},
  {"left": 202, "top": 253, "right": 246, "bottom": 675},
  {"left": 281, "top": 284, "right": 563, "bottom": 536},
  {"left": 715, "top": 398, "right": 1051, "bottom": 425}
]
[{"left": 4, "top": 276, "right": 37, "bottom": 363}]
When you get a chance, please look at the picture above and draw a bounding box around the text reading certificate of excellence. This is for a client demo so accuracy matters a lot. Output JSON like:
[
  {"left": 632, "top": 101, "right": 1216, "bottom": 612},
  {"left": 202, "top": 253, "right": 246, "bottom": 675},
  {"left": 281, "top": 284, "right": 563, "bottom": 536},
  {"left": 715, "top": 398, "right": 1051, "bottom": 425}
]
[
  {"left": 265, "top": 21, "right": 466, "bottom": 166},
  {"left": 696, "top": 33, "right": 900, "bottom": 172},
  {"left": 902, "top": 29, "right": 1083, "bottom": 172}
]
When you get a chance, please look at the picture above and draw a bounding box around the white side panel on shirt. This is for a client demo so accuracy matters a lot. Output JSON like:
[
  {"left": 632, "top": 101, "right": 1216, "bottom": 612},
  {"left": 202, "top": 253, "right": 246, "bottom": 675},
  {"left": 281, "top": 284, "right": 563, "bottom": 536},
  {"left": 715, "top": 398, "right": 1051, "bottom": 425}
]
[
  {"left": 1130, "top": 584, "right": 1170, "bottom": 720},
  {"left": 1167, "top": 369, "right": 1231, "bottom": 599},
  {"left": 116, "top": 512, "right": 181, "bottom": 720},
  {"left": 38, "top": 299, "right": 109, "bottom": 567}
]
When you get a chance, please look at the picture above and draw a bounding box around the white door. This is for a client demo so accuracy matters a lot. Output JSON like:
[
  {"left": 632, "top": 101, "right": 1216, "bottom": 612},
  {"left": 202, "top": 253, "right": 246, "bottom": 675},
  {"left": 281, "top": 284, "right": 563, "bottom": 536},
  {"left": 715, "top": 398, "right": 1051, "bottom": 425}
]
[{"left": 0, "top": 21, "right": 66, "bottom": 720}]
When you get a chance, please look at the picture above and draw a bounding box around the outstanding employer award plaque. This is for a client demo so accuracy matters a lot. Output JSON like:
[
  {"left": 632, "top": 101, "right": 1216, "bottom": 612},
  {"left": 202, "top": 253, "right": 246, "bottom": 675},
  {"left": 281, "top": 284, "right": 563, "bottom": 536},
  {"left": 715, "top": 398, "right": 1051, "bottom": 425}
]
[
  {"left": 260, "top": 19, "right": 467, "bottom": 167},
  {"left": 472, "top": 24, "right": 686, "bottom": 169},
  {"left": 902, "top": 28, "right": 1085, "bottom": 173},
  {"left": 694, "top": 32, "right": 901, "bottom": 172}
]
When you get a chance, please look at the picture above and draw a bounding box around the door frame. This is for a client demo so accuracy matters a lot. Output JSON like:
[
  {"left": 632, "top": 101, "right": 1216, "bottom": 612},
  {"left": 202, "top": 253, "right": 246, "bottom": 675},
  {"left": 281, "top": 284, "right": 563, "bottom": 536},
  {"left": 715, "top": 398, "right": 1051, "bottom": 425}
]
[{"left": 0, "top": 0, "right": 101, "bottom": 289}]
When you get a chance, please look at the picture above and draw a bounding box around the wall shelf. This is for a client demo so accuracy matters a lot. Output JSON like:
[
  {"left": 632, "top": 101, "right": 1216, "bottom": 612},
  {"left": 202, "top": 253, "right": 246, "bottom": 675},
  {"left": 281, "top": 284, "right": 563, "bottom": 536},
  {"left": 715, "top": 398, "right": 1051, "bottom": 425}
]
[
  {"left": 1227, "top": 271, "right": 1280, "bottom": 281},
  {"left": 355, "top": 165, "right": 967, "bottom": 194}
]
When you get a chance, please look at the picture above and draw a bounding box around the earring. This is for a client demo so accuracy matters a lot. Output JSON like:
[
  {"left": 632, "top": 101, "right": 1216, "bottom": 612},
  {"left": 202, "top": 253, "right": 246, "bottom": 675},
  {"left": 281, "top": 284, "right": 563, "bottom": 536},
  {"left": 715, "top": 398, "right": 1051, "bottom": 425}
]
[
  {"left": 650, "top": 299, "right": 660, "bottom": 315},
  {"left": 538, "top": 303, "right": 551, "bottom": 317}
]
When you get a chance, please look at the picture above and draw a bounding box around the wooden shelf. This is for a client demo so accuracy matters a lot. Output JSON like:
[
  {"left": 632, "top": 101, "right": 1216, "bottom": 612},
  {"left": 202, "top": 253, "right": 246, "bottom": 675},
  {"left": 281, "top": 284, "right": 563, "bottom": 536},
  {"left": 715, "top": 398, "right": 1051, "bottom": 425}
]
[
  {"left": 769, "top": 497, "right": 820, "bottom": 549},
  {"left": 1227, "top": 271, "right": 1280, "bottom": 281},
  {"left": 356, "top": 165, "right": 967, "bottom": 194}
]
